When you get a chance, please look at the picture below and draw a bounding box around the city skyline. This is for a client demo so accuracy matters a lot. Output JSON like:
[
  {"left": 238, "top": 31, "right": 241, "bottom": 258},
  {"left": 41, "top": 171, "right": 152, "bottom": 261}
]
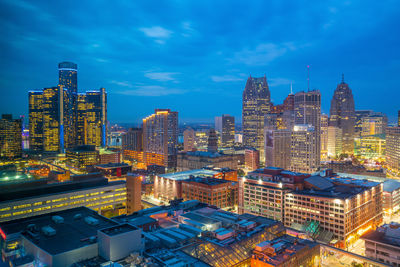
[{"left": 1, "top": 1, "right": 400, "bottom": 123}]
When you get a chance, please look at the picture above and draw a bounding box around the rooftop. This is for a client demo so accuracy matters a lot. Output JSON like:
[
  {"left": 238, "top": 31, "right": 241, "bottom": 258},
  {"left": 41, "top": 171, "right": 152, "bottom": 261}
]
[
  {"left": 158, "top": 169, "right": 219, "bottom": 181},
  {"left": 383, "top": 180, "right": 400, "bottom": 193},
  {"left": 94, "top": 162, "right": 131, "bottom": 169},
  {"left": 100, "top": 223, "right": 139, "bottom": 236},
  {"left": 183, "top": 176, "right": 236, "bottom": 186},
  {"left": 0, "top": 207, "right": 118, "bottom": 255},
  {"left": 184, "top": 151, "right": 223, "bottom": 158},
  {"left": 361, "top": 223, "right": 400, "bottom": 247}
]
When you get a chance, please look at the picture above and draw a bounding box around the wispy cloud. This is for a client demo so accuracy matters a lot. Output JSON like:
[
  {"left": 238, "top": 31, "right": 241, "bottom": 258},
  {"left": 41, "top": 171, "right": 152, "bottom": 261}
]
[
  {"left": 268, "top": 78, "right": 293, "bottom": 87},
  {"left": 230, "top": 43, "right": 297, "bottom": 66},
  {"left": 144, "top": 72, "right": 180, "bottom": 82},
  {"left": 116, "top": 85, "right": 186, "bottom": 96},
  {"left": 139, "top": 26, "right": 173, "bottom": 44},
  {"left": 211, "top": 75, "right": 243, "bottom": 82}
]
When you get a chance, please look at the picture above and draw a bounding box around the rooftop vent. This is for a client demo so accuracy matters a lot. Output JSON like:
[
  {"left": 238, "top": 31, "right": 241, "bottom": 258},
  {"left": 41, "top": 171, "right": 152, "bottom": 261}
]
[
  {"left": 41, "top": 226, "right": 56, "bottom": 237},
  {"left": 52, "top": 215, "right": 64, "bottom": 224},
  {"left": 84, "top": 216, "right": 99, "bottom": 226},
  {"left": 74, "top": 213, "right": 82, "bottom": 220}
]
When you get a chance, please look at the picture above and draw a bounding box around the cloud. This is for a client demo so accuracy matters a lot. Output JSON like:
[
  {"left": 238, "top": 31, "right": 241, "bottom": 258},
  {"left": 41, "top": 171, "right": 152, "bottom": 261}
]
[
  {"left": 110, "top": 80, "right": 133, "bottom": 87},
  {"left": 230, "top": 43, "right": 297, "bottom": 66},
  {"left": 139, "top": 26, "right": 173, "bottom": 44},
  {"left": 144, "top": 72, "right": 180, "bottom": 82},
  {"left": 116, "top": 85, "right": 186, "bottom": 96},
  {"left": 268, "top": 78, "right": 293, "bottom": 87},
  {"left": 211, "top": 75, "right": 243, "bottom": 82}
]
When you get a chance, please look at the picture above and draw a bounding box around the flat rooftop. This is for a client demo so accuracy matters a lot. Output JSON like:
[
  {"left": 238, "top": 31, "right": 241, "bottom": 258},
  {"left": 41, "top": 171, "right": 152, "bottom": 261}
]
[
  {"left": 94, "top": 163, "right": 131, "bottom": 169},
  {"left": 361, "top": 223, "right": 400, "bottom": 247},
  {"left": 0, "top": 207, "right": 118, "bottom": 255},
  {"left": 0, "top": 177, "right": 125, "bottom": 203},
  {"left": 100, "top": 223, "right": 138, "bottom": 236},
  {"left": 183, "top": 177, "right": 235, "bottom": 186},
  {"left": 383, "top": 180, "right": 400, "bottom": 193},
  {"left": 158, "top": 169, "right": 218, "bottom": 181}
]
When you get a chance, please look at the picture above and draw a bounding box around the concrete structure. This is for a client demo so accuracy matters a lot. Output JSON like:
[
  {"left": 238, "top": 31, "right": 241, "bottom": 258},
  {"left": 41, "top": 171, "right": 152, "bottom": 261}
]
[
  {"left": 66, "top": 145, "right": 99, "bottom": 170},
  {"left": 251, "top": 234, "right": 320, "bottom": 267},
  {"left": 290, "top": 125, "right": 319, "bottom": 173},
  {"left": 386, "top": 127, "right": 400, "bottom": 176},
  {"left": 320, "top": 114, "right": 329, "bottom": 160},
  {"left": 207, "top": 128, "right": 218, "bottom": 153},
  {"left": 362, "top": 114, "right": 388, "bottom": 136},
  {"left": 93, "top": 162, "right": 131, "bottom": 178},
  {"left": 98, "top": 148, "right": 121, "bottom": 164},
  {"left": 354, "top": 134, "right": 386, "bottom": 159},
  {"left": 265, "top": 129, "right": 291, "bottom": 170},
  {"left": 126, "top": 174, "right": 142, "bottom": 214},
  {"left": 0, "top": 207, "right": 142, "bottom": 267},
  {"left": 121, "top": 128, "right": 142, "bottom": 151},
  {"left": 329, "top": 76, "right": 356, "bottom": 154},
  {"left": 361, "top": 223, "right": 400, "bottom": 266},
  {"left": 177, "top": 151, "right": 241, "bottom": 171},
  {"left": 142, "top": 109, "right": 178, "bottom": 168},
  {"left": 242, "top": 75, "right": 271, "bottom": 162},
  {"left": 0, "top": 175, "right": 126, "bottom": 222}
]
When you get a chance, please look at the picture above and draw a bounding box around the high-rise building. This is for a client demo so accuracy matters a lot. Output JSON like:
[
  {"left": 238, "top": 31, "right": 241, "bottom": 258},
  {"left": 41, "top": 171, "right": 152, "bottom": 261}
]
[
  {"left": 242, "top": 75, "right": 271, "bottom": 161},
  {"left": 215, "top": 115, "right": 235, "bottom": 147},
  {"left": 329, "top": 76, "right": 356, "bottom": 154},
  {"left": 207, "top": 129, "right": 218, "bottom": 153},
  {"left": 327, "top": 126, "right": 343, "bottom": 158},
  {"left": 142, "top": 109, "right": 178, "bottom": 168},
  {"left": 0, "top": 114, "right": 22, "bottom": 158},
  {"left": 126, "top": 174, "right": 142, "bottom": 214},
  {"left": 28, "top": 63, "right": 107, "bottom": 152},
  {"left": 290, "top": 125, "right": 318, "bottom": 173},
  {"left": 294, "top": 90, "right": 321, "bottom": 170},
  {"left": 361, "top": 114, "right": 388, "bottom": 136},
  {"left": 386, "top": 127, "right": 400, "bottom": 176},
  {"left": 183, "top": 127, "right": 195, "bottom": 152},
  {"left": 320, "top": 114, "right": 329, "bottom": 160},
  {"left": 122, "top": 128, "right": 143, "bottom": 151},
  {"left": 244, "top": 148, "right": 260, "bottom": 171},
  {"left": 265, "top": 129, "right": 291, "bottom": 169},
  {"left": 398, "top": 110, "right": 400, "bottom": 127}
]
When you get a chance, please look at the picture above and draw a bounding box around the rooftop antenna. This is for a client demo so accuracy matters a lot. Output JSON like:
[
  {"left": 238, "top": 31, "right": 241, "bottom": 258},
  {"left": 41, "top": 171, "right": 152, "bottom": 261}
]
[
  {"left": 290, "top": 83, "right": 293, "bottom": 95},
  {"left": 342, "top": 73, "right": 344, "bottom": 83},
  {"left": 307, "top": 65, "right": 310, "bottom": 91}
]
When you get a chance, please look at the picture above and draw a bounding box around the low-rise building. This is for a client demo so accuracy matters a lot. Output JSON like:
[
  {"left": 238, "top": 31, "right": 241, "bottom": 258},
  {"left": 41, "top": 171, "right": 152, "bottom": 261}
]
[
  {"left": 0, "top": 207, "right": 142, "bottom": 267},
  {"left": 177, "top": 151, "right": 242, "bottom": 171},
  {"left": 361, "top": 223, "right": 400, "bottom": 266},
  {"left": 383, "top": 179, "right": 400, "bottom": 216},
  {"left": 93, "top": 162, "right": 131, "bottom": 178},
  {"left": 66, "top": 145, "right": 99, "bottom": 170},
  {"left": 182, "top": 177, "right": 238, "bottom": 209},
  {"left": 251, "top": 234, "right": 320, "bottom": 267}
]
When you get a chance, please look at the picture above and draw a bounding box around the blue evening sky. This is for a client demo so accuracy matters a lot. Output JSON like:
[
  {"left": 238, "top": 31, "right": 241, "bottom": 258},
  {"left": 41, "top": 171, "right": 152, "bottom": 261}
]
[{"left": 0, "top": 0, "right": 399, "bottom": 124}]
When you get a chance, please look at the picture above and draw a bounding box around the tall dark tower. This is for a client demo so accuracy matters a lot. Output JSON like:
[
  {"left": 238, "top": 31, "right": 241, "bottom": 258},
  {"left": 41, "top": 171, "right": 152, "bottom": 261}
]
[
  {"left": 329, "top": 75, "right": 356, "bottom": 154},
  {"left": 58, "top": 62, "right": 78, "bottom": 148},
  {"left": 207, "top": 129, "right": 218, "bottom": 153},
  {"left": 242, "top": 75, "right": 271, "bottom": 161}
]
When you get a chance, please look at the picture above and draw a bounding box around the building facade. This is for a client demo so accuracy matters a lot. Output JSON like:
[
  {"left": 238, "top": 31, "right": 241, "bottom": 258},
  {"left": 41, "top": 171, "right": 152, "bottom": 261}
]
[
  {"left": 290, "top": 125, "right": 319, "bottom": 174},
  {"left": 265, "top": 129, "right": 291, "bottom": 170},
  {"left": 142, "top": 109, "right": 178, "bottom": 168},
  {"left": 329, "top": 77, "right": 356, "bottom": 154},
  {"left": 386, "top": 127, "right": 400, "bottom": 176},
  {"left": 215, "top": 115, "right": 235, "bottom": 148},
  {"left": 0, "top": 114, "right": 22, "bottom": 159},
  {"left": 183, "top": 127, "right": 195, "bottom": 152},
  {"left": 177, "top": 151, "right": 241, "bottom": 171},
  {"left": 122, "top": 128, "right": 143, "bottom": 151},
  {"left": 242, "top": 76, "right": 271, "bottom": 162},
  {"left": 245, "top": 148, "right": 260, "bottom": 171}
]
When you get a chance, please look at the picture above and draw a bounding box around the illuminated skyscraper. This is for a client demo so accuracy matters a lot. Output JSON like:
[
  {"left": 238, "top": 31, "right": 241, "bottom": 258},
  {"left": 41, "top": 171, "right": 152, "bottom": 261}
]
[
  {"left": 42, "top": 86, "right": 64, "bottom": 152},
  {"left": 329, "top": 76, "right": 356, "bottom": 154},
  {"left": 327, "top": 126, "right": 343, "bottom": 158},
  {"left": 215, "top": 114, "right": 235, "bottom": 147},
  {"left": 122, "top": 128, "right": 143, "bottom": 151},
  {"left": 0, "top": 114, "right": 22, "bottom": 158},
  {"left": 28, "top": 91, "right": 44, "bottom": 151},
  {"left": 142, "top": 109, "right": 178, "bottom": 168},
  {"left": 361, "top": 114, "right": 388, "bottom": 136},
  {"left": 290, "top": 124, "right": 318, "bottom": 173},
  {"left": 294, "top": 90, "right": 321, "bottom": 169},
  {"left": 84, "top": 88, "right": 107, "bottom": 147},
  {"left": 58, "top": 62, "right": 78, "bottom": 148},
  {"left": 242, "top": 75, "right": 271, "bottom": 161},
  {"left": 386, "top": 127, "right": 400, "bottom": 176}
]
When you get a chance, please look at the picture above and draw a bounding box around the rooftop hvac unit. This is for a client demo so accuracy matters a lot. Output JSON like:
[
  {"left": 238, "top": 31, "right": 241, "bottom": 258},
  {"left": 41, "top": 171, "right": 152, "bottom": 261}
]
[
  {"left": 41, "top": 226, "right": 56, "bottom": 237},
  {"left": 52, "top": 215, "right": 64, "bottom": 224},
  {"left": 84, "top": 216, "right": 99, "bottom": 226},
  {"left": 27, "top": 224, "right": 36, "bottom": 231},
  {"left": 74, "top": 213, "right": 82, "bottom": 220}
]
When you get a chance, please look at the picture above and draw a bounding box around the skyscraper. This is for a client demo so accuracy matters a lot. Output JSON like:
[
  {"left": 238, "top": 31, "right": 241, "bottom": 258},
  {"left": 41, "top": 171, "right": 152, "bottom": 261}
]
[
  {"left": 0, "top": 114, "right": 22, "bottom": 158},
  {"left": 142, "top": 109, "right": 178, "bottom": 168},
  {"left": 290, "top": 125, "right": 318, "bottom": 173},
  {"left": 294, "top": 90, "right": 321, "bottom": 169},
  {"left": 215, "top": 114, "right": 235, "bottom": 148},
  {"left": 320, "top": 114, "right": 329, "bottom": 160},
  {"left": 207, "top": 129, "right": 218, "bottom": 153},
  {"left": 327, "top": 126, "right": 343, "bottom": 158},
  {"left": 58, "top": 62, "right": 78, "bottom": 148},
  {"left": 242, "top": 75, "right": 271, "bottom": 161},
  {"left": 398, "top": 110, "right": 400, "bottom": 127},
  {"left": 42, "top": 86, "right": 64, "bottom": 152},
  {"left": 183, "top": 127, "right": 195, "bottom": 152},
  {"left": 122, "top": 128, "right": 143, "bottom": 151},
  {"left": 28, "top": 91, "right": 44, "bottom": 151},
  {"left": 329, "top": 76, "right": 356, "bottom": 154},
  {"left": 386, "top": 127, "right": 400, "bottom": 176}
]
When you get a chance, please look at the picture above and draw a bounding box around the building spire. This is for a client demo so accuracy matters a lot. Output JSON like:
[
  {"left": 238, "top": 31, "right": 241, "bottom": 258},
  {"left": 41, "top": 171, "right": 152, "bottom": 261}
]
[
  {"left": 290, "top": 83, "right": 293, "bottom": 95},
  {"left": 341, "top": 73, "right": 345, "bottom": 83},
  {"left": 307, "top": 65, "right": 310, "bottom": 91}
]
